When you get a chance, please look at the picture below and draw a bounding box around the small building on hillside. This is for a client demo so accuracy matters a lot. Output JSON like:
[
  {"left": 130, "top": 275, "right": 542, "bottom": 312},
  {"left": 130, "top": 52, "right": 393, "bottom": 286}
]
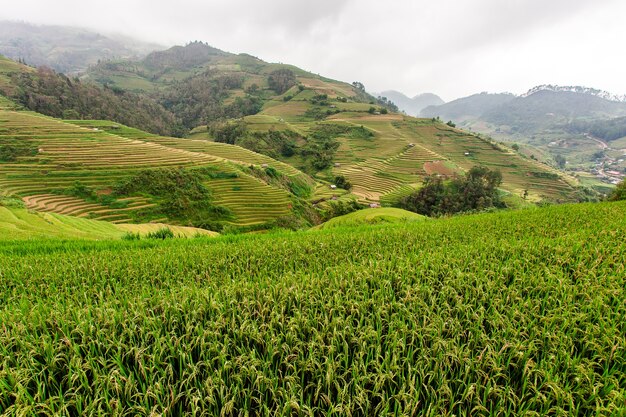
[
  {"left": 369, "top": 203, "right": 381, "bottom": 208},
  {"left": 330, "top": 184, "right": 337, "bottom": 189}
]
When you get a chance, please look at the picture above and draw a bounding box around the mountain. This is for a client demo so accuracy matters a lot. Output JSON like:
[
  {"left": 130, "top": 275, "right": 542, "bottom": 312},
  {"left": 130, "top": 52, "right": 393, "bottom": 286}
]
[
  {"left": 422, "top": 87, "right": 626, "bottom": 183},
  {"left": 82, "top": 42, "right": 385, "bottom": 132},
  {"left": 421, "top": 92, "right": 515, "bottom": 121},
  {"left": 0, "top": 21, "right": 162, "bottom": 74},
  {"left": 378, "top": 90, "right": 444, "bottom": 116}
]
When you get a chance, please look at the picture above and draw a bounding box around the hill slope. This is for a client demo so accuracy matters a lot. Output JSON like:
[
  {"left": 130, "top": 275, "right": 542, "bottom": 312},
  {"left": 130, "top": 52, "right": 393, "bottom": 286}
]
[
  {"left": 0, "top": 205, "right": 215, "bottom": 240},
  {"left": 422, "top": 87, "right": 626, "bottom": 181},
  {"left": 0, "top": 54, "right": 179, "bottom": 136},
  {"left": 0, "top": 100, "right": 315, "bottom": 230}
]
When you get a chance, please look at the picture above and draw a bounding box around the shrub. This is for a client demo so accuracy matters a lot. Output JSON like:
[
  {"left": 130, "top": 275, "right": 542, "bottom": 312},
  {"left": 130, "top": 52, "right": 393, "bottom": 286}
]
[
  {"left": 121, "top": 232, "right": 141, "bottom": 241},
  {"left": 609, "top": 179, "right": 626, "bottom": 201},
  {"left": 146, "top": 228, "right": 175, "bottom": 240}
]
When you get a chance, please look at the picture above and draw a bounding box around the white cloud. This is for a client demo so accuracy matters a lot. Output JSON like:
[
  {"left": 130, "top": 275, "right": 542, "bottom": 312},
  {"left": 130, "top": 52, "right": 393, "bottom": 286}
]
[{"left": 1, "top": 0, "right": 624, "bottom": 100}]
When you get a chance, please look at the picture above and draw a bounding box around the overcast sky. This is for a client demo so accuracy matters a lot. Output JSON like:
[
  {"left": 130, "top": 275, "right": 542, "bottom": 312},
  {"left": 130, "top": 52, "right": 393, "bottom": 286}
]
[{"left": 1, "top": 0, "right": 625, "bottom": 101}]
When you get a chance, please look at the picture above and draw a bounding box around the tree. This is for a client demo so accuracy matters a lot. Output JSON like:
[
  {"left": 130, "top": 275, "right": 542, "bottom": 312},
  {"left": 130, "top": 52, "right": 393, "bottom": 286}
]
[
  {"left": 334, "top": 175, "right": 352, "bottom": 190},
  {"left": 398, "top": 166, "right": 504, "bottom": 216},
  {"left": 209, "top": 120, "right": 247, "bottom": 145},
  {"left": 268, "top": 69, "right": 296, "bottom": 94},
  {"left": 554, "top": 154, "right": 566, "bottom": 169},
  {"left": 352, "top": 81, "right": 365, "bottom": 91},
  {"left": 609, "top": 179, "right": 626, "bottom": 201}
]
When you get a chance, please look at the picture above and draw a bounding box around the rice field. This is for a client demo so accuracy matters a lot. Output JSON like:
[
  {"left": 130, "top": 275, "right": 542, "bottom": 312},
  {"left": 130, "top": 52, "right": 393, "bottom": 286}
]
[
  {"left": 0, "top": 109, "right": 309, "bottom": 227},
  {"left": 0, "top": 206, "right": 216, "bottom": 240},
  {"left": 0, "top": 201, "right": 624, "bottom": 415}
]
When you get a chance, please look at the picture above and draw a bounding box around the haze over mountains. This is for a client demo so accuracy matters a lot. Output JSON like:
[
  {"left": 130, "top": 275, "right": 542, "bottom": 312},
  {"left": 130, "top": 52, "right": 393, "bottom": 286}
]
[
  {"left": 0, "top": 21, "right": 163, "bottom": 73},
  {"left": 421, "top": 86, "right": 626, "bottom": 183},
  {"left": 377, "top": 90, "right": 444, "bottom": 117}
]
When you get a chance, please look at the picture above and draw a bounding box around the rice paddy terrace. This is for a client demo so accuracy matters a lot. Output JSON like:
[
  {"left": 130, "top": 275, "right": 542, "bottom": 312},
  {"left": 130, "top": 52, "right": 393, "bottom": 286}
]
[
  {"left": 0, "top": 105, "right": 314, "bottom": 227},
  {"left": 183, "top": 70, "right": 582, "bottom": 205},
  {"left": 240, "top": 106, "right": 580, "bottom": 204}
]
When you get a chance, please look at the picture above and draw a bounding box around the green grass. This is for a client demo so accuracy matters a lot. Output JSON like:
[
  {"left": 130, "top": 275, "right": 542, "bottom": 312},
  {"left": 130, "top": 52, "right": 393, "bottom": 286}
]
[
  {"left": 315, "top": 207, "right": 425, "bottom": 229},
  {"left": 0, "top": 201, "right": 624, "bottom": 415}
]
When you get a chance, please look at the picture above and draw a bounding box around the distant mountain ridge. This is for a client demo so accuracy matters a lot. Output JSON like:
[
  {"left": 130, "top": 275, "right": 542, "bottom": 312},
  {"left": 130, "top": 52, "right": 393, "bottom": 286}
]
[
  {"left": 421, "top": 85, "right": 626, "bottom": 179},
  {"left": 378, "top": 90, "right": 444, "bottom": 116},
  {"left": 0, "top": 21, "right": 163, "bottom": 74},
  {"left": 523, "top": 85, "right": 626, "bottom": 103}
]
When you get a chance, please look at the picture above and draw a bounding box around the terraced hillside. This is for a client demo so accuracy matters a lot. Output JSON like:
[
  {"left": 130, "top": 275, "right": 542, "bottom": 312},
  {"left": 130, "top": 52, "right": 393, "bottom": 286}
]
[
  {"left": 0, "top": 205, "right": 216, "bottom": 240},
  {"left": 0, "top": 105, "right": 313, "bottom": 228},
  {"left": 223, "top": 106, "right": 582, "bottom": 204}
]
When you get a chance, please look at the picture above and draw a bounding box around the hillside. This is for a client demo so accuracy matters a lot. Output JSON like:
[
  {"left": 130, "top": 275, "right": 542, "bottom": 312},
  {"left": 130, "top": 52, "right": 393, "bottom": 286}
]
[
  {"left": 422, "top": 87, "right": 626, "bottom": 183},
  {"left": 1, "top": 201, "right": 624, "bottom": 414},
  {"left": 200, "top": 109, "right": 585, "bottom": 205},
  {"left": 0, "top": 204, "right": 215, "bottom": 240},
  {"left": 378, "top": 90, "right": 444, "bottom": 116},
  {"left": 82, "top": 42, "right": 384, "bottom": 133},
  {"left": 0, "top": 98, "right": 316, "bottom": 231},
  {"left": 315, "top": 207, "right": 425, "bottom": 229},
  {"left": 0, "top": 21, "right": 162, "bottom": 74},
  {"left": 0, "top": 54, "right": 179, "bottom": 136},
  {"left": 0, "top": 46, "right": 590, "bottom": 233}
]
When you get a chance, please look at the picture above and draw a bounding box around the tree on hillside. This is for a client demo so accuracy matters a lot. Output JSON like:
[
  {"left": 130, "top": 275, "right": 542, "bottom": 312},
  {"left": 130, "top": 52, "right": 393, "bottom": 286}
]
[
  {"left": 352, "top": 81, "right": 365, "bottom": 92},
  {"left": 209, "top": 120, "right": 247, "bottom": 145},
  {"left": 609, "top": 179, "right": 626, "bottom": 201},
  {"left": 399, "top": 166, "right": 504, "bottom": 216},
  {"left": 553, "top": 154, "right": 566, "bottom": 169},
  {"left": 268, "top": 69, "right": 296, "bottom": 95}
]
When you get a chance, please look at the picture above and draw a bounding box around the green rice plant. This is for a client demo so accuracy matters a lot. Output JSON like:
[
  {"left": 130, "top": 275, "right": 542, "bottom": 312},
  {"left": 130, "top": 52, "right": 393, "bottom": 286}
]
[{"left": 0, "top": 201, "right": 624, "bottom": 415}]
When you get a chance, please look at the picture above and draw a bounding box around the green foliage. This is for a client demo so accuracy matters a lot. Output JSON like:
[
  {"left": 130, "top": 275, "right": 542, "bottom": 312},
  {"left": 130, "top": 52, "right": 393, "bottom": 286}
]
[
  {"left": 301, "top": 124, "right": 372, "bottom": 171},
  {"left": 146, "top": 227, "right": 175, "bottom": 240},
  {"left": 321, "top": 198, "right": 364, "bottom": 221},
  {"left": 303, "top": 106, "right": 328, "bottom": 120},
  {"left": 530, "top": 171, "right": 560, "bottom": 180},
  {"left": 376, "top": 96, "right": 399, "bottom": 112},
  {"left": 553, "top": 154, "right": 566, "bottom": 169},
  {"left": 334, "top": 175, "right": 352, "bottom": 190},
  {"left": 267, "top": 69, "right": 296, "bottom": 95},
  {"left": 399, "top": 166, "right": 505, "bottom": 216},
  {"left": 446, "top": 120, "right": 456, "bottom": 128},
  {"left": 161, "top": 72, "right": 260, "bottom": 129},
  {"left": 1, "top": 202, "right": 624, "bottom": 414},
  {"left": 609, "top": 179, "right": 626, "bottom": 201},
  {"left": 121, "top": 231, "right": 141, "bottom": 241},
  {"left": 0, "top": 196, "right": 25, "bottom": 208},
  {"left": 209, "top": 119, "right": 247, "bottom": 145},
  {"left": 114, "top": 168, "right": 232, "bottom": 227},
  {"left": 237, "top": 129, "right": 299, "bottom": 159},
  {"left": 310, "top": 94, "right": 328, "bottom": 105},
  {"left": 0, "top": 141, "right": 37, "bottom": 162},
  {"left": 5, "top": 67, "right": 178, "bottom": 136},
  {"left": 568, "top": 116, "right": 626, "bottom": 142}
]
